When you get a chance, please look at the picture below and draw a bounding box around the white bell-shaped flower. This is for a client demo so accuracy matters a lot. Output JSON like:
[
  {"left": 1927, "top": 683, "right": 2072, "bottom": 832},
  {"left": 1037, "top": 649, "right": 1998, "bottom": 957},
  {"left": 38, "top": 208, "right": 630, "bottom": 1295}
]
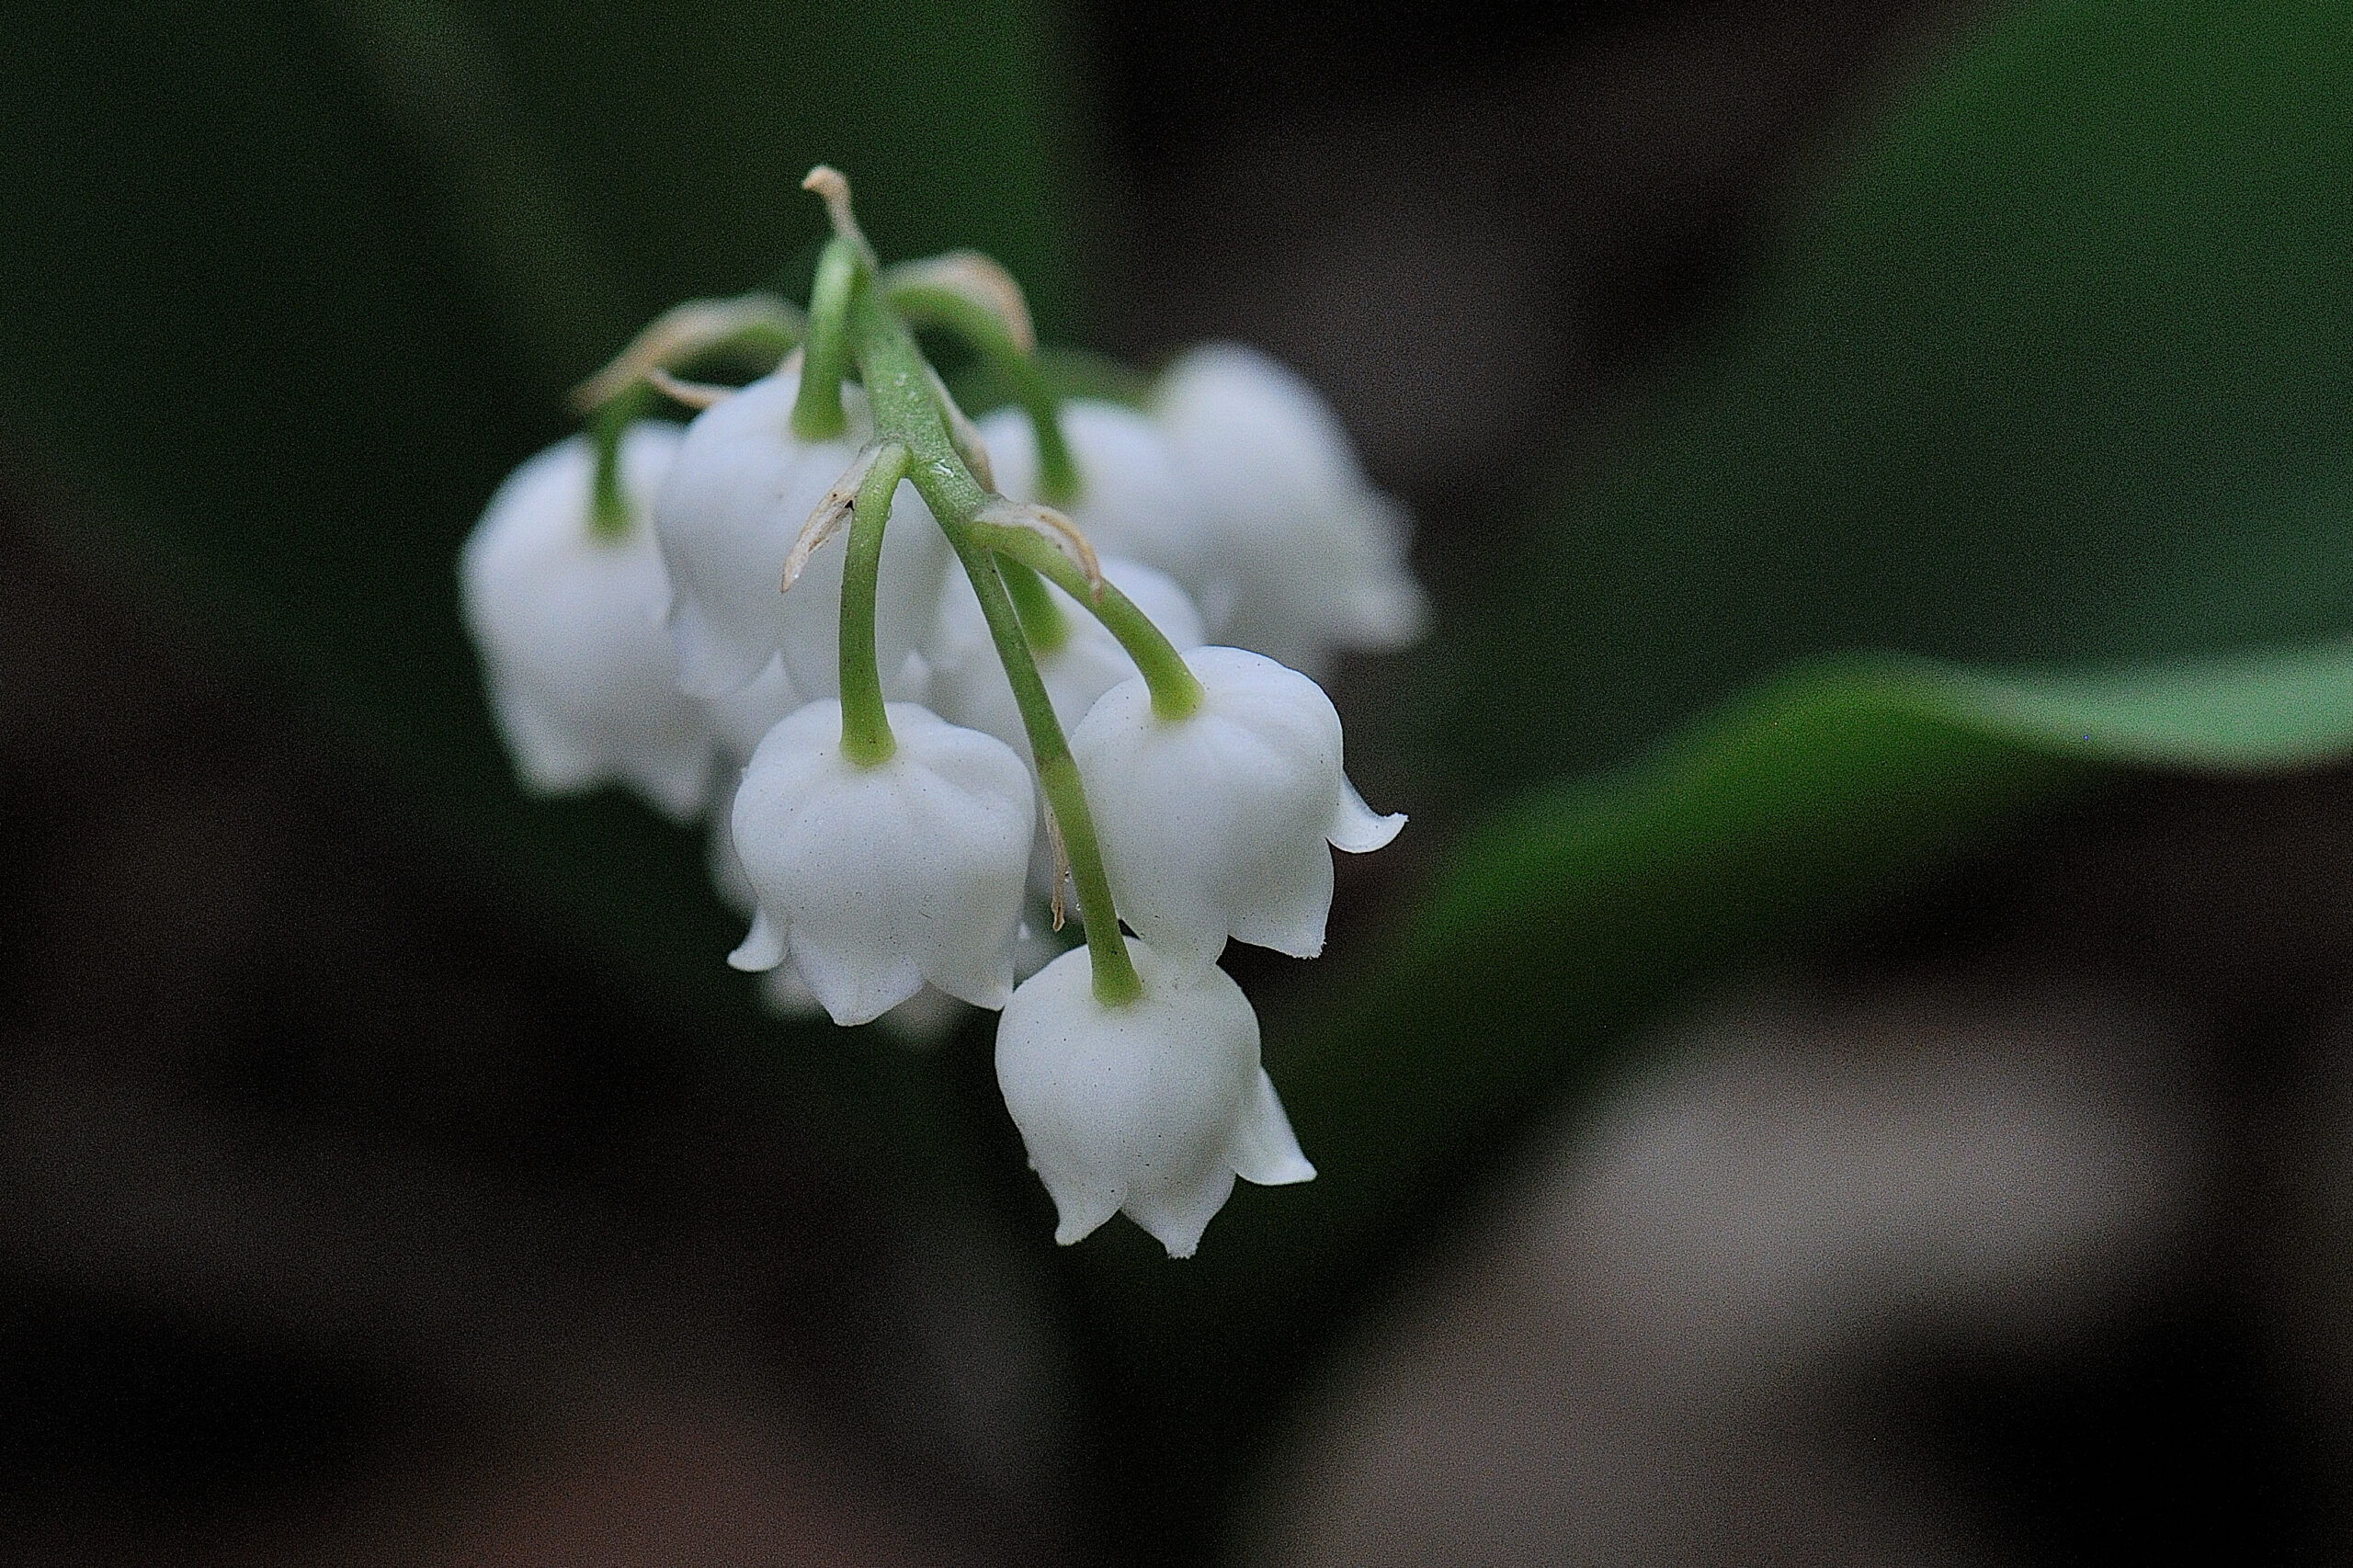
[
  {"left": 727, "top": 699, "right": 1034, "bottom": 1024},
  {"left": 459, "top": 425, "right": 714, "bottom": 822},
  {"left": 975, "top": 402, "right": 1215, "bottom": 603},
  {"left": 1154, "top": 343, "right": 1427, "bottom": 677},
  {"left": 1070, "top": 645, "right": 1404, "bottom": 971},
  {"left": 995, "top": 939, "right": 1314, "bottom": 1258},
  {"left": 928, "top": 554, "right": 1206, "bottom": 764},
  {"left": 654, "top": 362, "right": 951, "bottom": 700}
]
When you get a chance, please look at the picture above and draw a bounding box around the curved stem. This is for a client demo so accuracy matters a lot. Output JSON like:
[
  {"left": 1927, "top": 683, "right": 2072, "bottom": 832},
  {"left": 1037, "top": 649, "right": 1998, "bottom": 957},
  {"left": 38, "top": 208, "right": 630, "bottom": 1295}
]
[
  {"left": 838, "top": 441, "right": 911, "bottom": 767},
  {"left": 998, "top": 557, "right": 1070, "bottom": 654},
  {"left": 842, "top": 283, "right": 1142, "bottom": 1004},
  {"left": 972, "top": 523, "right": 1205, "bottom": 721},
  {"left": 585, "top": 380, "right": 654, "bottom": 541},
  {"left": 888, "top": 280, "right": 1078, "bottom": 505},
  {"left": 792, "top": 237, "right": 862, "bottom": 440},
  {"left": 952, "top": 541, "right": 1142, "bottom": 1006},
  {"left": 572, "top": 292, "right": 803, "bottom": 414}
]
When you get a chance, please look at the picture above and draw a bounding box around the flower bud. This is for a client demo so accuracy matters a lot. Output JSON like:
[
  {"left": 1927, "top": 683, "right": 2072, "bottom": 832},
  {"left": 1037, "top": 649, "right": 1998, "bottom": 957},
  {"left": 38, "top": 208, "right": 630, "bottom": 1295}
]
[
  {"left": 728, "top": 700, "right": 1034, "bottom": 1024},
  {"left": 655, "top": 362, "right": 951, "bottom": 700},
  {"left": 459, "top": 425, "right": 714, "bottom": 822},
  {"left": 1154, "top": 343, "right": 1427, "bottom": 677},
  {"left": 1070, "top": 646, "right": 1404, "bottom": 971},
  {"left": 995, "top": 940, "right": 1314, "bottom": 1257},
  {"left": 975, "top": 402, "right": 1214, "bottom": 601}
]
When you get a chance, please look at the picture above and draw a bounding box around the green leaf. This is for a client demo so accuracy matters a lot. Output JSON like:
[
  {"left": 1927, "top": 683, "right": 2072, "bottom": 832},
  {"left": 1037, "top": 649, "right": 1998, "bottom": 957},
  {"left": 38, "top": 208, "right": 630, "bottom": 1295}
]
[
  {"left": 1073, "top": 638, "right": 2353, "bottom": 1558},
  {"left": 1449, "top": 0, "right": 2353, "bottom": 796},
  {"left": 1078, "top": 0, "right": 2353, "bottom": 1356},
  {"left": 1063, "top": 0, "right": 2353, "bottom": 1555},
  {"left": 1302, "top": 635, "right": 2353, "bottom": 1285}
]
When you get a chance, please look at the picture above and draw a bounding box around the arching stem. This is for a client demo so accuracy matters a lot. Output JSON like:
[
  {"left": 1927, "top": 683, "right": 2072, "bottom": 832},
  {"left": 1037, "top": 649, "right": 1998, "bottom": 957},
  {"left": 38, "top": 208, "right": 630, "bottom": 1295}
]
[
  {"left": 950, "top": 540, "right": 1142, "bottom": 1005},
  {"left": 841, "top": 278, "right": 1142, "bottom": 1005},
  {"left": 970, "top": 522, "right": 1205, "bottom": 721},
  {"left": 888, "top": 279, "right": 1078, "bottom": 504},
  {"left": 998, "top": 557, "right": 1070, "bottom": 654},
  {"left": 837, "top": 441, "right": 911, "bottom": 767},
  {"left": 791, "top": 236, "right": 861, "bottom": 440}
]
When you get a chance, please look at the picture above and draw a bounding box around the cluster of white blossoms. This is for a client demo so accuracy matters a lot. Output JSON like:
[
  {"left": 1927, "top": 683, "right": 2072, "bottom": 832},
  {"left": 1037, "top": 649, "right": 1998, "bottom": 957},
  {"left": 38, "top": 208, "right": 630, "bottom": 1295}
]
[{"left": 459, "top": 171, "right": 1422, "bottom": 1256}]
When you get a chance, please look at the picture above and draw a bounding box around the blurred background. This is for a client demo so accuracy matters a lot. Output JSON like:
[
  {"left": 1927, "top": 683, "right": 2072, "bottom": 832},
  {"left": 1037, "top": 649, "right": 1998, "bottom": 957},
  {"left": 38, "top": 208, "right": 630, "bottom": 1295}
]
[{"left": 7, "top": 0, "right": 2353, "bottom": 1562}]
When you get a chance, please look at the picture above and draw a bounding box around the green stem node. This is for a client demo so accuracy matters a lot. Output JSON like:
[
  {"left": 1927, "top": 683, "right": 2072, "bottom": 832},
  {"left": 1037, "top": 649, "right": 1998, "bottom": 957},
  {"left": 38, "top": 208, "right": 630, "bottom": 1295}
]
[{"left": 837, "top": 441, "right": 912, "bottom": 767}]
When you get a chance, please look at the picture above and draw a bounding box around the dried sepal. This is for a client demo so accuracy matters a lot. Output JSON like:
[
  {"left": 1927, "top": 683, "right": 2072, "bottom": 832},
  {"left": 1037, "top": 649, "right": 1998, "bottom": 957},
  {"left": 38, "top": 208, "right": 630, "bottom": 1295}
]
[
  {"left": 570, "top": 295, "right": 800, "bottom": 414},
  {"left": 781, "top": 444, "right": 884, "bottom": 593},
  {"left": 643, "top": 367, "right": 735, "bottom": 410},
  {"left": 801, "top": 165, "right": 872, "bottom": 257},
  {"left": 974, "top": 496, "right": 1103, "bottom": 597},
  {"left": 1040, "top": 802, "right": 1071, "bottom": 931}
]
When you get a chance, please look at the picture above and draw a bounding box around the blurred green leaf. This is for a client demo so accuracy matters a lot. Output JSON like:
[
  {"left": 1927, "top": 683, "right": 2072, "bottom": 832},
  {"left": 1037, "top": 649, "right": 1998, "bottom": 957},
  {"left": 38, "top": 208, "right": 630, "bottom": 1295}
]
[
  {"left": 1176, "top": 0, "right": 2353, "bottom": 1337},
  {"left": 1079, "top": 638, "right": 2353, "bottom": 1558},
  {"left": 1061, "top": 1, "right": 2353, "bottom": 1557},
  {"left": 1300, "top": 634, "right": 2353, "bottom": 1290},
  {"left": 1452, "top": 0, "right": 2353, "bottom": 795}
]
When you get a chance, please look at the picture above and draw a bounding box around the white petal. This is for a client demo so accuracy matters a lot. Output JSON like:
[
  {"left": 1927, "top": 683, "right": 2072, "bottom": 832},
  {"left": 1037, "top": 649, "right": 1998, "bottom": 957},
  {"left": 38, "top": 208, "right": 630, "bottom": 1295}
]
[
  {"left": 977, "top": 403, "right": 1212, "bottom": 594},
  {"left": 1073, "top": 646, "right": 1380, "bottom": 971},
  {"left": 1126, "top": 1165, "right": 1237, "bottom": 1260},
  {"left": 1223, "top": 839, "right": 1334, "bottom": 960},
  {"left": 756, "top": 959, "right": 825, "bottom": 1020},
  {"left": 460, "top": 426, "right": 719, "bottom": 820},
  {"left": 1152, "top": 343, "right": 1429, "bottom": 673},
  {"left": 654, "top": 365, "right": 950, "bottom": 705},
  {"left": 1327, "top": 774, "right": 1407, "bottom": 854},
  {"left": 1232, "top": 1069, "right": 1316, "bottom": 1187},
  {"left": 728, "top": 908, "right": 784, "bottom": 971},
  {"left": 1043, "top": 1175, "right": 1124, "bottom": 1249},
  {"left": 792, "top": 934, "right": 926, "bottom": 1027}
]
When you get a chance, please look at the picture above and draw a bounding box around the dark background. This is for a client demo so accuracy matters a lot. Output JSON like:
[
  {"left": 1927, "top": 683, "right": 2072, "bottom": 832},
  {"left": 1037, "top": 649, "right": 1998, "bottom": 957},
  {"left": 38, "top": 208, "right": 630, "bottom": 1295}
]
[{"left": 7, "top": 1, "right": 2351, "bottom": 1562}]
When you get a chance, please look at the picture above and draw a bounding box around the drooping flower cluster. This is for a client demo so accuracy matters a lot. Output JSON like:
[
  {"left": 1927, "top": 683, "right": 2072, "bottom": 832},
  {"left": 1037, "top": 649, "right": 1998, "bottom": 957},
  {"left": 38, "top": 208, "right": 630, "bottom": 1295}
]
[{"left": 457, "top": 170, "right": 1423, "bottom": 1256}]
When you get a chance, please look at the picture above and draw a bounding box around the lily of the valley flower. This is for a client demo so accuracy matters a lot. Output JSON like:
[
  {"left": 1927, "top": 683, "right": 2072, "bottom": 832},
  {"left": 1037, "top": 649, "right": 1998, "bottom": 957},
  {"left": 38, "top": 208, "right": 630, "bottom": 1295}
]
[
  {"left": 1154, "top": 343, "right": 1427, "bottom": 678},
  {"left": 1071, "top": 645, "right": 1404, "bottom": 971},
  {"left": 459, "top": 425, "right": 715, "bottom": 821},
  {"left": 995, "top": 939, "right": 1314, "bottom": 1258},
  {"left": 461, "top": 165, "right": 1435, "bottom": 1260},
  {"left": 655, "top": 361, "right": 951, "bottom": 701},
  {"left": 729, "top": 699, "right": 1034, "bottom": 1024}
]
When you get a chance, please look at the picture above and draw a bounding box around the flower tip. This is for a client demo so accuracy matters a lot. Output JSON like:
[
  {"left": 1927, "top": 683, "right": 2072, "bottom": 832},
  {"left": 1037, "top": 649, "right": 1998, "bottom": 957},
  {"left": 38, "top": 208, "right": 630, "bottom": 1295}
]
[
  {"left": 801, "top": 165, "right": 867, "bottom": 250},
  {"left": 1139, "top": 1210, "right": 1212, "bottom": 1260},
  {"left": 1233, "top": 1070, "right": 1317, "bottom": 1187},
  {"left": 1329, "top": 778, "right": 1406, "bottom": 855},
  {"left": 1049, "top": 1186, "right": 1121, "bottom": 1247},
  {"left": 728, "top": 910, "right": 785, "bottom": 971}
]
